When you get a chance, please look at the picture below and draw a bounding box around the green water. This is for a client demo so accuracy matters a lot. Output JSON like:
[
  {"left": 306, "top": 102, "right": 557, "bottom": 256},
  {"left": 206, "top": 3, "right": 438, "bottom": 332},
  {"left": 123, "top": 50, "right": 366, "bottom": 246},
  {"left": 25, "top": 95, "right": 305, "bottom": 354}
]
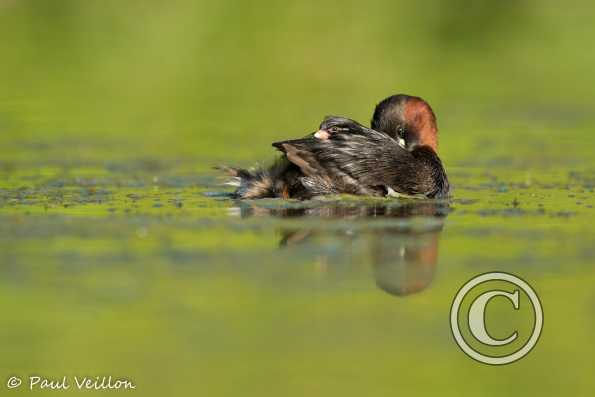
[{"left": 1, "top": 1, "right": 594, "bottom": 396}]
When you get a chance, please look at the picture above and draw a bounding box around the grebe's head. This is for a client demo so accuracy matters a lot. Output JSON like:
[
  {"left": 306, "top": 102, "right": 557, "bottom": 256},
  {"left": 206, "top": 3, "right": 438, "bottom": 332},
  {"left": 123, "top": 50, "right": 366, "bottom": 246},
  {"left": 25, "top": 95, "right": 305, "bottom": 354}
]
[
  {"left": 314, "top": 116, "right": 368, "bottom": 140},
  {"left": 371, "top": 94, "right": 439, "bottom": 152}
]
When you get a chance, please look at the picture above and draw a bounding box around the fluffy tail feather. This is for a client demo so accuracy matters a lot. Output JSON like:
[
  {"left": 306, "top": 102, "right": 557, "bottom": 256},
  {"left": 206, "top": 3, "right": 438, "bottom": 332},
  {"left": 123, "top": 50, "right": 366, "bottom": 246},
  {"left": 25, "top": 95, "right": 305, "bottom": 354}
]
[{"left": 215, "top": 165, "right": 275, "bottom": 199}]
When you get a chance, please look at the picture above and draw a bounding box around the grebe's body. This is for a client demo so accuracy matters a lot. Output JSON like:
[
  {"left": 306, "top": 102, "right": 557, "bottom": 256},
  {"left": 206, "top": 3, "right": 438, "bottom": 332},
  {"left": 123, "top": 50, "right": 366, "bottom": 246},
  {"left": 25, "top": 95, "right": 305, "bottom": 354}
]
[{"left": 224, "top": 94, "right": 449, "bottom": 199}]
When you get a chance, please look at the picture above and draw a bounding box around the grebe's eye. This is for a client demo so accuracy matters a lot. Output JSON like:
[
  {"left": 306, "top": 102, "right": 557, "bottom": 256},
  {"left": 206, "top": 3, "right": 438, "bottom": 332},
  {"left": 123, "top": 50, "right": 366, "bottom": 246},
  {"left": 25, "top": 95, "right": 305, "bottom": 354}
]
[
  {"left": 396, "top": 126, "right": 407, "bottom": 148},
  {"left": 329, "top": 126, "right": 339, "bottom": 133}
]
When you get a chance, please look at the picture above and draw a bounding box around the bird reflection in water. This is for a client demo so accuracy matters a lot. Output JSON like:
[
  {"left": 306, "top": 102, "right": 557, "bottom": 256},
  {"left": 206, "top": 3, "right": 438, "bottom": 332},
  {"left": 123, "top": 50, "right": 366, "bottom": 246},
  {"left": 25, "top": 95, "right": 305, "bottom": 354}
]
[{"left": 231, "top": 200, "right": 450, "bottom": 297}]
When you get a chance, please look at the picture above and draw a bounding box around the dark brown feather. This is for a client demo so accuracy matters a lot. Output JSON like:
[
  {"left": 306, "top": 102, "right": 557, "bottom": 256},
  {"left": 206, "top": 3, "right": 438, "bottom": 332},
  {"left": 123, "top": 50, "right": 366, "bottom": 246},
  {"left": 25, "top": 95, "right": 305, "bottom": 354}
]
[{"left": 274, "top": 123, "right": 449, "bottom": 198}]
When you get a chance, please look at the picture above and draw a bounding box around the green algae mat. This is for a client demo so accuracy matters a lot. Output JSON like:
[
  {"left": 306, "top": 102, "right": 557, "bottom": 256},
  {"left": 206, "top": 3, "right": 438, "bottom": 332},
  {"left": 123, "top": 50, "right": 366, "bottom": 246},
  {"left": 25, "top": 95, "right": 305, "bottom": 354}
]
[{"left": 1, "top": 1, "right": 594, "bottom": 396}]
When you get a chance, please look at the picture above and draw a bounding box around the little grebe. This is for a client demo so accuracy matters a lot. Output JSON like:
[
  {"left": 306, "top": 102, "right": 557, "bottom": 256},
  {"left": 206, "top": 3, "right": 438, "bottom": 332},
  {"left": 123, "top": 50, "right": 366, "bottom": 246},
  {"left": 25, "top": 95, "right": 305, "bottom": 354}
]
[{"left": 223, "top": 94, "right": 449, "bottom": 199}]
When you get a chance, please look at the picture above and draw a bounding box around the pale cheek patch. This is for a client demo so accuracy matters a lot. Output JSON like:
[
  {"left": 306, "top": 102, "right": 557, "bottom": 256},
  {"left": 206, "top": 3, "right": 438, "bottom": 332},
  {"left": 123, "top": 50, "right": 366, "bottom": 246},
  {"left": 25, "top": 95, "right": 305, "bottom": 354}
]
[{"left": 314, "top": 129, "right": 330, "bottom": 140}]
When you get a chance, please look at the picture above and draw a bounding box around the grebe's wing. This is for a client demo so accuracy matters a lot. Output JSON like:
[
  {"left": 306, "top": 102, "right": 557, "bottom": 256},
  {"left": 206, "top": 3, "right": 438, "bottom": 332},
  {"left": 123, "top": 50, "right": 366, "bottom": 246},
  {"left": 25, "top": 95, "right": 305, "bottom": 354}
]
[{"left": 273, "top": 130, "right": 448, "bottom": 198}]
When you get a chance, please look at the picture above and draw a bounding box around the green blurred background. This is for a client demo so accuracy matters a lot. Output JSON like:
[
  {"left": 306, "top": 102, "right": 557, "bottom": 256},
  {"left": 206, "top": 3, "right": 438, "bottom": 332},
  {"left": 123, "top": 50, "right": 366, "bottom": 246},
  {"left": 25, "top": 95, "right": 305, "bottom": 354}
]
[
  {"left": 0, "top": 0, "right": 594, "bottom": 396},
  {"left": 2, "top": 0, "right": 594, "bottom": 167}
]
